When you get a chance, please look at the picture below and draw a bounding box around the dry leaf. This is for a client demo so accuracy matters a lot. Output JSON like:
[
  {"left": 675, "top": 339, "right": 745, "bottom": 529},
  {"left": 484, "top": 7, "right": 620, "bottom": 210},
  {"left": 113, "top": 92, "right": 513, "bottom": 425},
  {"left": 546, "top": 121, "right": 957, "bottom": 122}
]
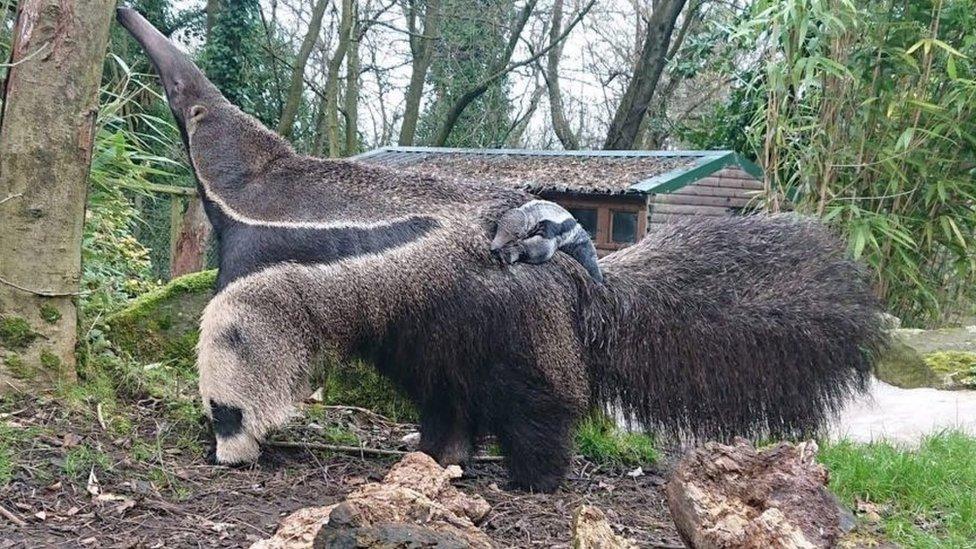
[
  {"left": 62, "top": 433, "right": 83, "bottom": 448},
  {"left": 855, "top": 500, "right": 882, "bottom": 523},
  {"left": 86, "top": 468, "right": 100, "bottom": 497},
  {"left": 95, "top": 493, "right": 137, "bottom": 515}
]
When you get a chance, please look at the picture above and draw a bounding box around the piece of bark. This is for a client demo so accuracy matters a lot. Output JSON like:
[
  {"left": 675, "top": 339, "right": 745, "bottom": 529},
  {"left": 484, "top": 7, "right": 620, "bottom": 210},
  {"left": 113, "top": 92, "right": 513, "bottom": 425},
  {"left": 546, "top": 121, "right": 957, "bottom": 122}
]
[
  {"left": 571, "top": 505, "right": 637, "bottom": 549},
  {"left": 251, "top": 452, "right": 492, "bottom": 549},
  {"left": 666, "top": 438, "right": 842, "bottom": 549}
]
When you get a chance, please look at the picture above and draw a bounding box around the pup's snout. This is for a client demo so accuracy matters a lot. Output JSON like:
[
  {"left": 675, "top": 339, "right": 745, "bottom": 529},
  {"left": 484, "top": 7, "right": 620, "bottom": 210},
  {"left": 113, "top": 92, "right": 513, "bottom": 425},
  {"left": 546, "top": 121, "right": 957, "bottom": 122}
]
[{"left": 491, "top": 244, "right": 519, "bottom": 265}]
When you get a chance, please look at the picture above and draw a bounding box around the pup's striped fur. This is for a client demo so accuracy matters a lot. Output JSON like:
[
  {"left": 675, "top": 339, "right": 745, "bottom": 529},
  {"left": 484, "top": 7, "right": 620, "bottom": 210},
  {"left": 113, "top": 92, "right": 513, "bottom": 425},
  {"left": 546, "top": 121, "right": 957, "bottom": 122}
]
[{"left": 119, "top": 9, "right": 887, "bottom": 491}]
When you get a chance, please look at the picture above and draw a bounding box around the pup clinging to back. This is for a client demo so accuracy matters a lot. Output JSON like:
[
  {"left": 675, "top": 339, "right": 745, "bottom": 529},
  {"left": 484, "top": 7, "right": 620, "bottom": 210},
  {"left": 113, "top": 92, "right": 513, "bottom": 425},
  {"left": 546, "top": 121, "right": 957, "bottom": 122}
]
[{"left": 491, "top": 199, "right": 603, "bottom": 282}]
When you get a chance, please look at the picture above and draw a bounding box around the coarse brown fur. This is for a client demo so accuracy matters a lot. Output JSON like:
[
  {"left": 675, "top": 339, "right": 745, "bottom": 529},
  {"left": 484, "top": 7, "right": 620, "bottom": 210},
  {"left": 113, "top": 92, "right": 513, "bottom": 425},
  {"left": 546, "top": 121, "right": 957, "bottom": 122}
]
[{"left": 119, "top": 9, "right": 887, "bottom": 492}]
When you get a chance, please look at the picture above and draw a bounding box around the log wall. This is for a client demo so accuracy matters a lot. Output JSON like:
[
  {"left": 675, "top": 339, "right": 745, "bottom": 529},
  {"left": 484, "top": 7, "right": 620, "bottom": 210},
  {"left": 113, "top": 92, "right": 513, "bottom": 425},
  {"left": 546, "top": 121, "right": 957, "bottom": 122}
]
[{"left": 648, "top": 167, "right": 763, "bottom": 226}]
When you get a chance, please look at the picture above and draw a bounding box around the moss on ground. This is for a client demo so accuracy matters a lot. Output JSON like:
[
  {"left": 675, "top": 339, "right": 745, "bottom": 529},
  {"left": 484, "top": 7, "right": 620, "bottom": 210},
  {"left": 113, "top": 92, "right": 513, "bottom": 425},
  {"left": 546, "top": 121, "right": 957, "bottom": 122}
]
[
  {"left": 39, "top": 349, "right": 62, "bottom": 372},
  {"left": 325, "top": 360, "right": 418, "bottom": 422},
  {"left": 105, "top": 269, "right": 217, "bottom": 365},
  {"left": 924, "top": 351, "right": 976, "bottom": 388},
  {"left": 0, "top": 315, "right": 37, "bottom": 350},
  {"left": 4, "top": 352, "right": 33, "bottom": 380}
]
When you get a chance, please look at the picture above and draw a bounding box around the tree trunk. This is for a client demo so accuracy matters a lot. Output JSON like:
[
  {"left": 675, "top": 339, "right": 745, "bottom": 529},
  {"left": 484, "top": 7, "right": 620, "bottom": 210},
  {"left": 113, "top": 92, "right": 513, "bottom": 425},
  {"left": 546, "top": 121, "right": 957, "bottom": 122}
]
[
  {"left": 0, "top": 0, "right": 115, "bottom": 389},
  {"left": 545, "top": 0, "right": 579, "bottom": 150},
  {"left": 431, "top": 0, "right": 594, "bottom": 147},
  {"left": 277, "top": 0, "right": 328, "bottom": 138},
  {"left": 431, "top": 0, "right": 538, "bottom": 147},
  {"left": 343, "top": 2, "right": 360, "bottom": 156},
  {"left": 397, "top": 0, "right": 442, "bottom": 146},
  {"left": 602, "top": 0, "right": 686, "bottom": 150},
  {"left": 314, "top": 0, "right": 353, "bottom": 157},
  {"left": 206, "top": 0, "right": 219, "bottom": 35},
  {"left": 170, "top": 196, "right": 211, "bottom": 277},
  {"left": 505, "top": 80, "right": 545, "bottom": 146}
]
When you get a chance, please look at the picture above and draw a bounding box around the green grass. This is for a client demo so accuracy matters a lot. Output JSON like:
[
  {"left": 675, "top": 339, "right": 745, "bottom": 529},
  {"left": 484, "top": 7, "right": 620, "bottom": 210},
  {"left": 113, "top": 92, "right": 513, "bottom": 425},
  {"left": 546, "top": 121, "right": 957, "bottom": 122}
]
[
  {"left": 820, "top": 431, "right": 976, "bottom": 548},
  {"left": 322, "top": 425, "right": 359, "bottom": 446},
  {"left": 0, "top": 423, "right": 20, "bottom": 486},
  {"left": 324, "top": 359, "right": 418, "bottom": 422},
  {"left": 62, "top": 445, "right": 111, "bottom": 481},
  {"left": 574, "top": 415, "right": 659, "bottom": 467}
]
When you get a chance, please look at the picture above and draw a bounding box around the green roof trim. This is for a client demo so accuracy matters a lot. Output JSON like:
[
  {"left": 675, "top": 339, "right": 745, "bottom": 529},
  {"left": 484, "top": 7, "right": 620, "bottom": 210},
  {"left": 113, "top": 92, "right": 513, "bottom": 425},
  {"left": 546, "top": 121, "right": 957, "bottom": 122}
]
[
  {"left": 631, "top": 152, "right": 765, "bottom": 194},
  {"left": 353, "top": 146, "right": 765, "bottom": 196}
]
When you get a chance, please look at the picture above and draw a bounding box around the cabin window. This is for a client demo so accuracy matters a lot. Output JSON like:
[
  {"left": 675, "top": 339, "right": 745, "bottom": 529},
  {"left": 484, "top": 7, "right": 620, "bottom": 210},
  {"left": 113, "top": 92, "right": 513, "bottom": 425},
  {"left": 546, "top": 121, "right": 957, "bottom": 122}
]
[
  {"left": 568, "top": 207, "right": 598, "bottom": 238},
  {"left": 611, "top": 210, "right": 638, "bottom": 244}
]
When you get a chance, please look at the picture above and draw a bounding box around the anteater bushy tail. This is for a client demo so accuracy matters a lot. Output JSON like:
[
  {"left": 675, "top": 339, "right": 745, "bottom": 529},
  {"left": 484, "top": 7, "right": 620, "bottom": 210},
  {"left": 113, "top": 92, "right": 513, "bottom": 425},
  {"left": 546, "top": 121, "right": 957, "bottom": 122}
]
[{"left": 592, "top": 215, "right": 887, "bottom": 440}]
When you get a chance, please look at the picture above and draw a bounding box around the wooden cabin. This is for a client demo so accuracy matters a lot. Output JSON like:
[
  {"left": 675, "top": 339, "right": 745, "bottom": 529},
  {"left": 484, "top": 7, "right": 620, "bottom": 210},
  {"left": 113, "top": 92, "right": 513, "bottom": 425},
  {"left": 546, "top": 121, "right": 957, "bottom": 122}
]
[{"left": 354, "top": 147, "right": 764, "bottom": 255}]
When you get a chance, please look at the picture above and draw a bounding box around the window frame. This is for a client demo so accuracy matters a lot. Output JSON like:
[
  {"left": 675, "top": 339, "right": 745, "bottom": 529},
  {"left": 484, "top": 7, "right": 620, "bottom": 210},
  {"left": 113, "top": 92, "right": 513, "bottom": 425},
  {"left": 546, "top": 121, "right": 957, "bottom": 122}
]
[
  {"left": 610, "top": 209, "right": 639, "bottom": 244},
  {"left": 539, "top": 192, "right": 648, "bottom": 253}
]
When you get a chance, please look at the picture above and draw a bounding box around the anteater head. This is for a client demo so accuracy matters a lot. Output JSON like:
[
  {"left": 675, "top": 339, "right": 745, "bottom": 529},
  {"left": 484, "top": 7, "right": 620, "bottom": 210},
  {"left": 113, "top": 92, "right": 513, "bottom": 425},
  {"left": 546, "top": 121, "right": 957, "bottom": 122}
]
[
  {"left": 116, "top": 8, "right": 292, "bottom": 192},
  {"left": 116, "top": 8, "right": 224, "bottom": 140}
]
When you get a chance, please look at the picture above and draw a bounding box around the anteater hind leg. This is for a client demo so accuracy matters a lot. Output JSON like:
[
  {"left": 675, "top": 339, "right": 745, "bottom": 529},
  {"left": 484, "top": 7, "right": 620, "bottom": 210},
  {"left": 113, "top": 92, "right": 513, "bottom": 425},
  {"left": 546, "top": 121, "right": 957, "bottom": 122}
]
[
  {"left": 198, "top": 295, "right": 315, "bottom": 465},
  {"left": 484, "top": 363, "right": 578, "bottom": 493},
  {"left": 419, "top": 391, "right": 475, "bottom": 466}
]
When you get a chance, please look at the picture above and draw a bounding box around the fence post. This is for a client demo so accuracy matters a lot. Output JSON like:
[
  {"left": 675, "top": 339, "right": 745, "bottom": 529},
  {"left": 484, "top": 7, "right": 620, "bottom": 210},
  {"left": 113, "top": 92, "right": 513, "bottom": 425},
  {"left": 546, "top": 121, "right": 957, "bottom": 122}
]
[{"left": 169, "top": 195, "right": 185, "bottom": 275}]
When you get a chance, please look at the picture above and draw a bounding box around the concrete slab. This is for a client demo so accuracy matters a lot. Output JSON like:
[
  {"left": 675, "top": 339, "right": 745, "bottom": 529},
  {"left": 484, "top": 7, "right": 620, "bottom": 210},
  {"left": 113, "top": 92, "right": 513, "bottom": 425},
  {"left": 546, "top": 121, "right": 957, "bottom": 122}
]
[{"left": 830, "top": 378, "right": 976, "bottom": 444}]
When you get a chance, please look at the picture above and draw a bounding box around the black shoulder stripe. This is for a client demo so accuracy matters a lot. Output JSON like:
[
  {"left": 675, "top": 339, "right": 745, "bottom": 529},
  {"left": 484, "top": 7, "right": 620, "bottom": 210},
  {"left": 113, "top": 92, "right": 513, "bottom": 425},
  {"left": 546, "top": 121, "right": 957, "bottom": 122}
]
[
  {"left": 537, "top": 218, "right": 577, "bottom": 239},
  {"left": 215, "top": 216, "right": 440, "bottom": 291}
]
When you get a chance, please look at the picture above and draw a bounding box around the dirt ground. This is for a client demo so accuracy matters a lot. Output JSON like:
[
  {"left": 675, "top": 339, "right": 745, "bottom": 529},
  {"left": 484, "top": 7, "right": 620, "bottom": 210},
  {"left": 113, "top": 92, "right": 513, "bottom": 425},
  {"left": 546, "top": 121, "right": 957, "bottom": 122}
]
[{"left": 0, "top": 395, "right": 683, "bottom": 548}]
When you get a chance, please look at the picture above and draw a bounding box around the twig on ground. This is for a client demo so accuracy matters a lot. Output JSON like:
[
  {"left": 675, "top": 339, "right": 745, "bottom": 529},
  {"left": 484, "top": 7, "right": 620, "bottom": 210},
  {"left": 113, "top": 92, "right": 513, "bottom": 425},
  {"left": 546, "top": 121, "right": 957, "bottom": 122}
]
[
  {"left": 324, "top": 404, "right": 405, "bottom": 425},
  {"left": 266, "top": 440, "right": 505, "bottom": 462},
  {"left": 0, "top": 192, "right": 23, "bottom": 205},
  {"left": 96, "top": 402, "right": 107, "bottom": 431},
  {"left": 0, "top": 503, "right": 27, "bottom": 527}
]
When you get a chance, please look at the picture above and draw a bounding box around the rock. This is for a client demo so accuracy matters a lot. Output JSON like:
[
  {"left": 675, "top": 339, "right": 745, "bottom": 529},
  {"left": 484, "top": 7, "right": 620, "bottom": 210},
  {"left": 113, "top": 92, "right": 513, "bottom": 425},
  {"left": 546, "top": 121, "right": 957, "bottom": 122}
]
[
  {"left": 874, "top": 335, "right": 938, "bottom": 389},
  {"left": 922, "top": 351, "right": 976, "bottom": 390},
  {"left": 666, "top": 438, "right": 843, "bottom": 549},
  {"left": 895, "top": 325, "right": 976, "bottom": 354},
  {"left": 105, "top": 269, "right": 217, "bottom": 365},
  {"left": 400, "top": 432, "right": 420, "bottom": 448},
  {"left": 252, "top": 452, "right": 492, "bottom": 549},
  {"left": 875, "top": 327, "right": 976, "bottom": 390},
  {"left": 572, "top": 505, "right": 636, "bottom": 549}
]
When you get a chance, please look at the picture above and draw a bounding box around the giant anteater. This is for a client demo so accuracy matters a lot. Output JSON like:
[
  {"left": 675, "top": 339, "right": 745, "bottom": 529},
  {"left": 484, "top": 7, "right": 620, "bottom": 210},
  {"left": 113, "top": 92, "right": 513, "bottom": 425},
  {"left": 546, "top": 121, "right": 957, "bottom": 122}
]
[{"left": 118, "top": 8, "right": 886, "bottom": 492}]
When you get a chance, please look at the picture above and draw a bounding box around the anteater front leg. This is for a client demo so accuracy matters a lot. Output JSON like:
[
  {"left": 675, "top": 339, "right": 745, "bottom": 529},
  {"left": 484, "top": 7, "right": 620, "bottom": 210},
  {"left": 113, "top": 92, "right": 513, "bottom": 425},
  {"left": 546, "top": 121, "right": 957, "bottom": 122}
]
[
  {"left": 483, "top": 362, "right": 579, "bottom": 493},
  {"left": 418, "top": 392, "right": 475, "bottom": 466},
  {"left": 198, "top": 288, "right": 317, "bottom": 465}
]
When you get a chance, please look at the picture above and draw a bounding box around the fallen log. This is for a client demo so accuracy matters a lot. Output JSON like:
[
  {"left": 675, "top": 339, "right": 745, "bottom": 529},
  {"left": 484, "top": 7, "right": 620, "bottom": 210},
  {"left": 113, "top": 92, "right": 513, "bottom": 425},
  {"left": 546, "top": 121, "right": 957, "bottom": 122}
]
[{"left": 666, "top": 438, "right": 844, "bottom": 549}]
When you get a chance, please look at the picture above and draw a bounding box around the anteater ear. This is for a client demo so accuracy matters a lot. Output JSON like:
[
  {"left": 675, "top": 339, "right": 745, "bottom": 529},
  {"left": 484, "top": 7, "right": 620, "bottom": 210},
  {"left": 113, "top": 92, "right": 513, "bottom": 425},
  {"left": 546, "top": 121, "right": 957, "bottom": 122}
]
[{"left": 189, "top": 105, "right": 208, "bottom": 123}]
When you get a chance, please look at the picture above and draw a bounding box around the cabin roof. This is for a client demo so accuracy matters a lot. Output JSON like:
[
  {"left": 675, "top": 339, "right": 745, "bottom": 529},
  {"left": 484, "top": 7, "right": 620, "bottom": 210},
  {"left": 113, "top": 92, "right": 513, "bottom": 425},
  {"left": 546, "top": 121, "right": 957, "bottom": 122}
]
[{"left": 353, "top": 146, "right": 763, "bottom": 196}]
